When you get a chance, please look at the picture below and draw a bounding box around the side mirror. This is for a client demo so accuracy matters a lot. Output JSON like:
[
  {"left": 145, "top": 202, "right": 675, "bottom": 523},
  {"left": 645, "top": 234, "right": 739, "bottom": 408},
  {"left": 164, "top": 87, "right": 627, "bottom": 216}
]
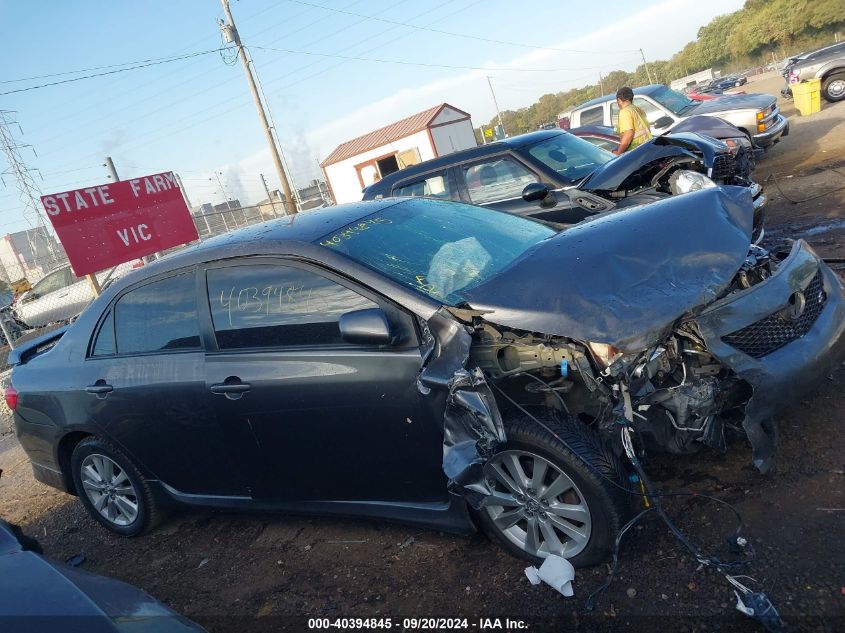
[
  {"left": 653, "top": 116, "right": 674, "bottom": 130},
  {"left": 522, "top": 182, "right": 552, "bottom": 203},
  {"left": 339, "top": 308, "right": 393, "bottom": 345}
]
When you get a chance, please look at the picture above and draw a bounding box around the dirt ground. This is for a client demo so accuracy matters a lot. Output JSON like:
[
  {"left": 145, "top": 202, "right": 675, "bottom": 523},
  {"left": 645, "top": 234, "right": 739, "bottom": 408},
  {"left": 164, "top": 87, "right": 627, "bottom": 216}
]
[{"left": 2, "top": 78, "right": 845, "bottom": 632}]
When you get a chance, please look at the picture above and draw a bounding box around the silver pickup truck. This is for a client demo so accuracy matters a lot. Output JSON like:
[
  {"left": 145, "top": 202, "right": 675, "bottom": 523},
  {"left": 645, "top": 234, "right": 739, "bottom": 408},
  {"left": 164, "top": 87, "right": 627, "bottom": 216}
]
[{"left": 561, "top": 84, "right": 789, "bottom": 149}]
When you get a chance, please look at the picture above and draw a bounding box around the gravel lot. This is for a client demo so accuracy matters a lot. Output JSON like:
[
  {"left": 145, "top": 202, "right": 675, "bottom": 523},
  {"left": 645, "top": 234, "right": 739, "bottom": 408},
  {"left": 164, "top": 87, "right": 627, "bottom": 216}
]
[{"left": 2, "top": 78, "right": 844, "bottom": 632}]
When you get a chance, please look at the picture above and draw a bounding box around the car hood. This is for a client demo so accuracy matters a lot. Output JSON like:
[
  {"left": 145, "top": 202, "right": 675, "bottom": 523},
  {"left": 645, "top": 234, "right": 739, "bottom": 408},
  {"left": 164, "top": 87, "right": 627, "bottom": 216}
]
[
  {"left": 687, "top": 92, "right": 775, "bottom": 114},
  {"left": 577, "top": 142, "right": 700, "bottom": 192},
  {"left": 668, "top": 115, "right": 746, "bottom": 140},
  {"left": 462, "top": 187, "right": 753, "bottom": 352}
]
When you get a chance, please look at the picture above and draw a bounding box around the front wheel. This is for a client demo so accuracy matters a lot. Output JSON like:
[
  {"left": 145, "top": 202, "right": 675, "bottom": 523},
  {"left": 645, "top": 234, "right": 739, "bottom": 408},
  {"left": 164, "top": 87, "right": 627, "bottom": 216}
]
[
  {"left": 474, "top": 413, "right": 630, "bottom": 567},
  {"left": 71, "top": 437, "right": 160, "bottom": 536},
  {"left": 822, "top": 73, "right": 845, "bottom": 102}
]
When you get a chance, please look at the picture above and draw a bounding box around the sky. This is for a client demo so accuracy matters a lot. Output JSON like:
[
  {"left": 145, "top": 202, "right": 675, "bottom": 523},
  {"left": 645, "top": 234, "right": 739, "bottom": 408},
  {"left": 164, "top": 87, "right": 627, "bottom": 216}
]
[{"left": 0, "top": 0, "right": 745, "bottom": 234}]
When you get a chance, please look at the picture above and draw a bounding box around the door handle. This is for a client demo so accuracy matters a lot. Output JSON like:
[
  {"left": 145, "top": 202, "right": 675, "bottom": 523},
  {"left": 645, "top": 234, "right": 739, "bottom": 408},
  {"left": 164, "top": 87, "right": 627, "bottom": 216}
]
[
  {"left": 85, "top": 383, "right": 113, "bottom": 395},
  {"left": 210, "top": 380, "right": 251, "bottom": 400}
]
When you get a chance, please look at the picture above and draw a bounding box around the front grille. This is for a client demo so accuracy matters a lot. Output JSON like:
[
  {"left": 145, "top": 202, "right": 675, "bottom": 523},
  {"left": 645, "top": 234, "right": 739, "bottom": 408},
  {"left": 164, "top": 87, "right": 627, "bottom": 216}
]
[
  {"left": 721, "top": 270, "right": 826, "bottom": 358},
  {"left": 711, "top": 154, "right": 736, "bottom": 182}
]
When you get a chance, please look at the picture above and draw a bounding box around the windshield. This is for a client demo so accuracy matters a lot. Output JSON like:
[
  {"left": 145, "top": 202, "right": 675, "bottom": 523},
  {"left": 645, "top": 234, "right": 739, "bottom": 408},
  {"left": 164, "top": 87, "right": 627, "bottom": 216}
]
[
  {"left": 316, "top": 199, "right": 554, "bottom": 304},
  {"left": 526, "top": 133, "right": 614, "bottom": 183},
  {"left": 650, "top": 86, "right": 698, "bottom": 115}
]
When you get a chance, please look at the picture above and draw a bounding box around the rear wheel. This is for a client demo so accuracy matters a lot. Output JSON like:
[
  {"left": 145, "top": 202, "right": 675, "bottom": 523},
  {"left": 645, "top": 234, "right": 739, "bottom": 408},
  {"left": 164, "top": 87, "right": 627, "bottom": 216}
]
[
  {"left": 475, "top": 413, "right": 630, "bottom": 567},
  {"left": 822, "top": 73, "right": 845, "bottom": 102},
  {"left": 71, "top": 437, "right": 160, "bottom": 536}
]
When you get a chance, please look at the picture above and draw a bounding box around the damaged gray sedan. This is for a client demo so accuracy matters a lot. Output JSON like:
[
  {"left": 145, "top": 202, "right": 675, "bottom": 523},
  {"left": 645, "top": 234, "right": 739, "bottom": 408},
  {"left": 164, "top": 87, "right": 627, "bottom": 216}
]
[{"left": 9, "top": 191, "right": 845, "bottom": 568}]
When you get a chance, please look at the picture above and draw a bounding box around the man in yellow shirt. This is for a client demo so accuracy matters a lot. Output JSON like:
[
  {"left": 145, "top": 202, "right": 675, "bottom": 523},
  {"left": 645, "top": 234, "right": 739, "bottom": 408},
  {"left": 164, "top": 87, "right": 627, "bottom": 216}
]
[{"left": 613, "top": 86, "right": 653, "bottom": 155}]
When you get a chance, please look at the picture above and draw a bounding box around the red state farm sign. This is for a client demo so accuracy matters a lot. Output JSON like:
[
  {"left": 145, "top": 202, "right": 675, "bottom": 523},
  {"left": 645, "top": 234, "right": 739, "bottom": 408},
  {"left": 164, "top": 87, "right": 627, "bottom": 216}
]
[{"left": 41, "top": 171, "right": 198, "bottom": 276}]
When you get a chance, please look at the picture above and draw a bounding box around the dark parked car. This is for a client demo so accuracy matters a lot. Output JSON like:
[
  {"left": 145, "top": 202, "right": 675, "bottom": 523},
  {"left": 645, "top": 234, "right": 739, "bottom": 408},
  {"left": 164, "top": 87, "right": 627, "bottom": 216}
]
[
  {"left": 0, "top": 518, "right": 206, "bottom": 632},
  {"left": 702, "top": 75, "right": 747, "bottom": 91},
  {"left": 571, "top": 116, "right": 759, "bottom": 181},
  {"left": 362, "top": 130, "right": 765, "bottom": 234},
  {"left": 8, "top": 195, "right": 845, "bottom": 566}
]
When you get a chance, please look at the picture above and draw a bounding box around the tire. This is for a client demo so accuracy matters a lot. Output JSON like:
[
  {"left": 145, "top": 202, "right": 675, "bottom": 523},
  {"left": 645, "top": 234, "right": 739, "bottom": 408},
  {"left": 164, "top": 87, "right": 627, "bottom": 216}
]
[
  {"left": 822, "top": 73, "right": 845, "bottom": 102},
  {"left": 474, "top": 412, "right": 630, "bottom": 567},
  {"left": 70, "top": 437, "right": 160, "bottom": 536}
]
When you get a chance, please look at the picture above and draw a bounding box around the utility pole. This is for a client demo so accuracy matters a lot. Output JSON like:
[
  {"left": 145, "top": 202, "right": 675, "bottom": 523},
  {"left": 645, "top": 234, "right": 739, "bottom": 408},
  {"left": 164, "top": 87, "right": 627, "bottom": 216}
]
[
  {"left": 260, "top": 173, "right": 281, "bottom": 217},
  {"left": 598, "top": 73, "right": 605, "bottom": 96},
  {"left": 219, "top": 0, "right": 296, "bottom": 214},
  {"left": 640, "top": 48, "right": 655, "bottom": 84},
  {"left": 104, "top": 156, "right": 119, "bottom": 182},
  {"left": 486, "top": 76, "right": 506, "bottom": 138}
]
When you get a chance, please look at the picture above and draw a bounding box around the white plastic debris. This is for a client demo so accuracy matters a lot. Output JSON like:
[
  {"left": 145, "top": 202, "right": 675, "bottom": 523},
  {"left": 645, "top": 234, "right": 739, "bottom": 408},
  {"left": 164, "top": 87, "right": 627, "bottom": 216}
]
[
  {"left": 524, "top": 555, "right": 575, "bottom": 597},
  {"left": 735, "top": 591, "right": 755, "bottom": 616},
  {"left": 524, "top": 566, "right": 542, "bottom": 585}
]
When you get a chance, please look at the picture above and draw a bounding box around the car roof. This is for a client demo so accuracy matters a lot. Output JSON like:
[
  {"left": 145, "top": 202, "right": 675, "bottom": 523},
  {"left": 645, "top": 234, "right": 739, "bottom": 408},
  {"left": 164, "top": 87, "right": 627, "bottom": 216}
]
[
  {"left": 362, "top": 130, "right": 565, "bottom": 195},
  {"left": 139, "top": 198, "right": 405, "bottom": 273},
  {"left": 571, "top": 84, "right": 664, "bottom": 111}
]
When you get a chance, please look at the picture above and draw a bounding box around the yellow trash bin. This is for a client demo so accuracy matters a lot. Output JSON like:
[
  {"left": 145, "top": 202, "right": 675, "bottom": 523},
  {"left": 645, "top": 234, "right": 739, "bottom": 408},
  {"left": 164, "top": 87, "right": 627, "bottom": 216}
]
[{"left": 792, "top": 79, "right": 822, "bottom": 116}]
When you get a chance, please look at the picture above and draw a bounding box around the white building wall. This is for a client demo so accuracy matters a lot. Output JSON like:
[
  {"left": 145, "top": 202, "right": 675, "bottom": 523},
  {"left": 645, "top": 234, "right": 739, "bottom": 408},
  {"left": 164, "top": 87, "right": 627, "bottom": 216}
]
[
  {"left": 430, "top": 119, "right": 477, "bottom": 156},
  {"left": 431, "top": 106, "right": 469, "bottom": 126},
  {"left": 670, "top": 68, "right": 715, "bottom": 91},
  {"left": 325, "top": 129, "right": 435, "bottom": 204},
  {"left": 0, "top": 239, "right": 24, "bottom": 282}
]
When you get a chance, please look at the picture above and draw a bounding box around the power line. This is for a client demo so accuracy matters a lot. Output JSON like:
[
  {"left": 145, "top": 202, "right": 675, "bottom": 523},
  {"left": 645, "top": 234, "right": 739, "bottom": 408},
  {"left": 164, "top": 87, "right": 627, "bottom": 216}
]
[
  {"left": 0, "top": 49, "right": 226, "bottom": 96},
  {"left": 250, "top": 45, "right": 630, "bottom": 72},
  {"left": 282, "top": 0, "right": 641, "bottom": 54},
  {"left": 2, "top": 50, "right": 232, "bottom": 85}
]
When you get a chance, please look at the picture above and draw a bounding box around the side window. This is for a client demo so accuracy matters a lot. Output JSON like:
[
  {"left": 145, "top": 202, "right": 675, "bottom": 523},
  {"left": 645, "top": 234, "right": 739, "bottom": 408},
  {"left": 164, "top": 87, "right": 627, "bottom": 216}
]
[
  {"left": 206, "top": 265, "right": 378, "bottom": 350},
  {"left": 393, "top": 173, "right": 452, "bottom": 199},
  {"left": 632, "top": 97, "right": 663, "bottom": 124},
  {"left": 92, "top": 310, "right": 115, "bottom": 356},
  {"left": 611, "top": 99, "right": 661, "bottom": 127},
  {"left": 114, "top": 272, "right": 201, "bottom": 354},
  {"left": 579, "top": 106, "right": 604, "bottom": 126},
  {"left": 610, "top": 102, "right": 619, "bottom": 128},
  {"left": 461, "top": 157, "right": 538, "bottom": 205},
  {"left": 30, "top": 268, "right": 68, "bottom": 298}
]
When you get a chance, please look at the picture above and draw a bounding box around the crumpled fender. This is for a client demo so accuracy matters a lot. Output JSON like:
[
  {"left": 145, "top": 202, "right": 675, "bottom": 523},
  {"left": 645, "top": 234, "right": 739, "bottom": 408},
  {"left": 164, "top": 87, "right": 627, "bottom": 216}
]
[{"left": 418, "top": 309, "right": 506, "bottom": 508}]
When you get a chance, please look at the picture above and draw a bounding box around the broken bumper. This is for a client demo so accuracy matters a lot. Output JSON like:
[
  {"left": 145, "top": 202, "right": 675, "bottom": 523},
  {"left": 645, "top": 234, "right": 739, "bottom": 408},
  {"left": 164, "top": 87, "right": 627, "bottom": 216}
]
[{"left": 692, "top": 240, "right": 845, "bottom": 471}]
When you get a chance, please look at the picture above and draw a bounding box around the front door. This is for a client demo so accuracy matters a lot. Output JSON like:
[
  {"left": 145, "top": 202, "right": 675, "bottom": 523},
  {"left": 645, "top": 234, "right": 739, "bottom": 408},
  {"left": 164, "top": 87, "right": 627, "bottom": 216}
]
[
  {"left": 200, "top": 259, "right": 448, "bottom": 503},
  {"left": 455, "top": 155, "right": 590, "bottom": 225}
]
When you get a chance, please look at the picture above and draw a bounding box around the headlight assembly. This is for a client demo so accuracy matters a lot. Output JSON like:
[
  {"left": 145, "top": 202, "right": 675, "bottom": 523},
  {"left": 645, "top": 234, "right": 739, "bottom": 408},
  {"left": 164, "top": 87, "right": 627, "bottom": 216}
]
[{"left": 668, "top": 170, "right": 718, "bottom": 195}]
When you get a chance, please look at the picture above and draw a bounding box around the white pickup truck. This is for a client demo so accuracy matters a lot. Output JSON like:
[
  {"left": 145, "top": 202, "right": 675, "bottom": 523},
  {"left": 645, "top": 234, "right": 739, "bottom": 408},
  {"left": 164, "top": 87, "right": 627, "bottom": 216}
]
[{"left": 561, "top": 84, "right": 789, "bottom": 149}]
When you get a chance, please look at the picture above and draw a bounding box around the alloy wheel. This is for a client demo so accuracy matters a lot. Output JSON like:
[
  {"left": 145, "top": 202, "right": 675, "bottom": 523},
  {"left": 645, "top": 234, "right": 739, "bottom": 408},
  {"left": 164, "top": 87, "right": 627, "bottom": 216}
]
[
  {"left": 80, "top": 453, "right": 139, "bottom": 526},
  {"left": 483, "top": 450, "right": 592, "bottom": 559},
  {"left": 827, "top": 78, "right": 845, "bottom": 99}
]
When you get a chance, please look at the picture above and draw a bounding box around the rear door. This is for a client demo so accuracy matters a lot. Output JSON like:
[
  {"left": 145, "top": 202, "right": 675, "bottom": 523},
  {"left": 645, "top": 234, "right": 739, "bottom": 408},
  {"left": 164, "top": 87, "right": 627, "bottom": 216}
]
[
  {"left": 84, "top": 269, "right": 254, "bottom": 496},
  {"left": 200, "top": 259, "right": 447, "bottom": 503}
]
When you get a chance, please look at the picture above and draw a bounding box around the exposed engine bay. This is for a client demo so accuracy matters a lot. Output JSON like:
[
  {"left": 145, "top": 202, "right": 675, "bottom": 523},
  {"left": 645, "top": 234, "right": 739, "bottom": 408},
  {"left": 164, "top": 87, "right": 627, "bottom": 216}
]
[{"left": 467, "top": 243, "right": 781, "bottom": 462}]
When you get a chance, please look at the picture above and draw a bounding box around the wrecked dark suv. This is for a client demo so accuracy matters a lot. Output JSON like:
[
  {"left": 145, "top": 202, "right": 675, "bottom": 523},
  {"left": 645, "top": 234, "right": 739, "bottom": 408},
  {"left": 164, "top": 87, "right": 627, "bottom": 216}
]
[{"left": 8, "top": 193, "right": 845, "bottom": 567}]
